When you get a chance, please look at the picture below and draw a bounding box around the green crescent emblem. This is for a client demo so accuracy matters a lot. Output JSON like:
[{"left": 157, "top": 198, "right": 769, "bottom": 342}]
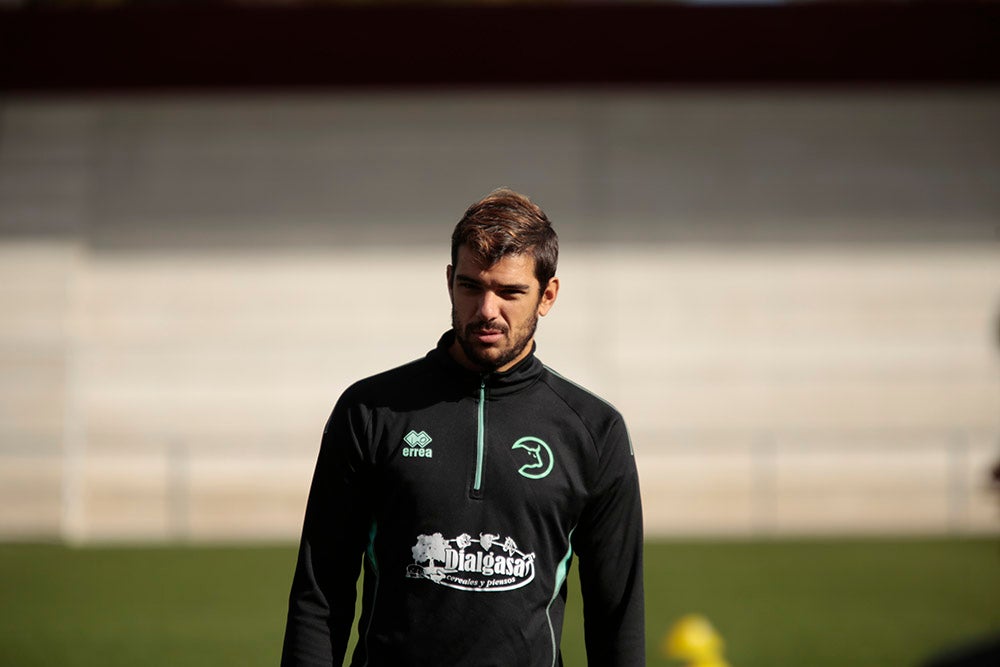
[{"left": 512, "top": 437, "right": 554, "bottom": 480}]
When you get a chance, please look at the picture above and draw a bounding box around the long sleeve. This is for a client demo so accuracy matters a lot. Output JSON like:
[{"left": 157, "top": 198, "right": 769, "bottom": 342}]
[
  {"left": 573, "top": 417, "right": 645, "bottom": 666},
  {"left": 281, "top": 395, "right": 373, "bottom": 666}
]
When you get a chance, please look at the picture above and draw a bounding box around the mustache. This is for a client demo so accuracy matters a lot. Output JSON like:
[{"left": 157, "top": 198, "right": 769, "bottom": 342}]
[{"left": 465, "top": 320, "right": 508, "bottom": 335}]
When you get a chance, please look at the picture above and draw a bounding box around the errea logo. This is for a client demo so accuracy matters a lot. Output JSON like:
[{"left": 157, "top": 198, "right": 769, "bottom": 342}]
[{"left": 403, "top": 430, "right": 433, "bottom": 458}]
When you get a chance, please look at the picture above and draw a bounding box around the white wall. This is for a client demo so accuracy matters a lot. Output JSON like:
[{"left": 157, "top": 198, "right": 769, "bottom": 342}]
[{"left": 1, "top": 89, "right": 998, "bottom": 541}]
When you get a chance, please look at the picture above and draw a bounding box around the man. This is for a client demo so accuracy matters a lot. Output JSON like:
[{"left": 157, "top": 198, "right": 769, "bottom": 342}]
[{"left": 282, "top": 189, "right": 645, "bottom": 666}]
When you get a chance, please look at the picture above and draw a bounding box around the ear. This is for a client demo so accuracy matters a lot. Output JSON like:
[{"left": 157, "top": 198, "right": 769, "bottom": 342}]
[
  {"left": 446, "top": 265, "right": 454, "bottom": 301},
  {"left": 537, "top": 277, "right": 559, "bottom": 317}
]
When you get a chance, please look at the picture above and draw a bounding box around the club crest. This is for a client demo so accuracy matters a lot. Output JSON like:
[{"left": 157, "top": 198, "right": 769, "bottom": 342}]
[{"left": 512, "top": 436, "right": 554, "bottom": 479}]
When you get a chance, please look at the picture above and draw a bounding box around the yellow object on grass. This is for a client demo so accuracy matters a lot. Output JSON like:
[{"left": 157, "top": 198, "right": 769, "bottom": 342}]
[{"left": 661, "top": 613, "right": 732, "bottom": 667}]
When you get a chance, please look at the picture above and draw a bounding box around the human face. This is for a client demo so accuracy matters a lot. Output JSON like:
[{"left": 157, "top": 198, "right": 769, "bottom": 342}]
[{"left": 447, "top": 245, "right": 559, "bottom": 373}]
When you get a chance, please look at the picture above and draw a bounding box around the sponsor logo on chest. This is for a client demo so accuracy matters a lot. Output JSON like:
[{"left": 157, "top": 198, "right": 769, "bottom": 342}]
[{"left": 406, "top": 532, "right": 535, "bottom": 592}]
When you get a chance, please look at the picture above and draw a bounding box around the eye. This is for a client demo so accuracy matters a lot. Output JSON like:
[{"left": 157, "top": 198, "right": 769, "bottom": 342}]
[{"left": 500, "top": 288, "right": 527, "bottom": 299}]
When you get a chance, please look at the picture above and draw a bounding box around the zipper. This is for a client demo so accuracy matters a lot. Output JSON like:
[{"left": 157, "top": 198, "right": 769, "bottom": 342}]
[{"left": 471, "top": 376, "right": 487, "bottom": 499}]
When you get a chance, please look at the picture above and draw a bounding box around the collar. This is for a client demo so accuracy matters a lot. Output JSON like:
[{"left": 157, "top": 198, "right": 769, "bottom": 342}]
[{"left": 427, "top": 330, "right": 544, "bottom": 397}]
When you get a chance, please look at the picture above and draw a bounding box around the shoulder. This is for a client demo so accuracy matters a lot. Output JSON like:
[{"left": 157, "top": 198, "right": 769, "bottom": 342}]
[
  {"left": 540, "top": 367, "right": 637, "bottom": 478},
  {"left": 324, "top": 356, "right": 439, "bottom": 437},
  {"left": 538, "top": 366, "right": 627, "bottom": 439},
  {"left": 338, "top": 355, "right": 437, "bottom": 408}
]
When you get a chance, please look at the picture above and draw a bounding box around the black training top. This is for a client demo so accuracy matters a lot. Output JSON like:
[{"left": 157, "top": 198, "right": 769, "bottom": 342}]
[{"left": 282, "top": 331, "right": 645, "bottom": 667}]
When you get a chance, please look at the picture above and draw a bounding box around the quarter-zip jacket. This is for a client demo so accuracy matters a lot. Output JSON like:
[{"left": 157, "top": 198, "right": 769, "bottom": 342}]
[{"left": 282, "top": 332, "right": 644, "bottom": 666}]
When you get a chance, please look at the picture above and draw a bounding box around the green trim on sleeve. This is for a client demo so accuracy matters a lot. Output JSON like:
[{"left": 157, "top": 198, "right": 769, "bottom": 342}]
[{"left": 546, "top": 528, "right": 576, "bottom": 667}]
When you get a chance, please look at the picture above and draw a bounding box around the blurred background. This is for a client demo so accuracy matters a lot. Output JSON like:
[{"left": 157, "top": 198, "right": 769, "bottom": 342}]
[{"left": 1, "top": 1, "right": 999, "bottom": 666}]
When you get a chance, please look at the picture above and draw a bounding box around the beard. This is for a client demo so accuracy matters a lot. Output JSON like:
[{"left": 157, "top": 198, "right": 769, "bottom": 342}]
[{"left": 452, "top": 307, "right": 539, "bottom": 373}]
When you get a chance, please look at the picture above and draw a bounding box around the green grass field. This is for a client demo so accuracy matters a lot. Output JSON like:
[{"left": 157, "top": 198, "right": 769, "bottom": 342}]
[{"left": 1, "top": 539, "right": 997, "bottom": 666}]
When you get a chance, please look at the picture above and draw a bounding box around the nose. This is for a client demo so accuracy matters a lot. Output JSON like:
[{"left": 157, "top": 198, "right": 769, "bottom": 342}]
[{"left": 477, "top": 291, "right": 501, "bottom": 321}]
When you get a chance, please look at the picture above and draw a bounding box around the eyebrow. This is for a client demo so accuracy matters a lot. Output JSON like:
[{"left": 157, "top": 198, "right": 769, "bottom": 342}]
[{"left": 455, "top": 273, "right": 532, "bottom": 292}]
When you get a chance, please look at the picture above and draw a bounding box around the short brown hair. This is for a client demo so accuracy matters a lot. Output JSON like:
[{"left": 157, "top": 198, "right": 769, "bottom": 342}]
[{"left": 451, "top": 188, "right": 559, "bottom": 287}]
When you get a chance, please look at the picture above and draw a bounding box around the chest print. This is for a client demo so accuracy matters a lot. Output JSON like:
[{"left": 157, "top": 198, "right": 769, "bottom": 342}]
[
  {"left": 512, "top": 436, "right": 554, "bottom": 479},
  {"left": 406, "top": 531, "right": 536, "bottom": 592},
  {"left": 402, "top": 430, "right": 434, "bottom": 458}
]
